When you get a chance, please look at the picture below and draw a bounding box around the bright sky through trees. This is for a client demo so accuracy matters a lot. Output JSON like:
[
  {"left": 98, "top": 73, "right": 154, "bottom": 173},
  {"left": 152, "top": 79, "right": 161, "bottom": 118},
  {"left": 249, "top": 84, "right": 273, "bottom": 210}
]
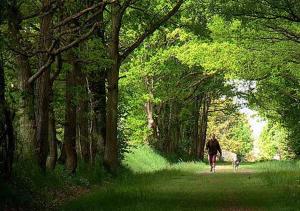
[{"left": 240, "top": 107, "right": 266, "bottom": 157}]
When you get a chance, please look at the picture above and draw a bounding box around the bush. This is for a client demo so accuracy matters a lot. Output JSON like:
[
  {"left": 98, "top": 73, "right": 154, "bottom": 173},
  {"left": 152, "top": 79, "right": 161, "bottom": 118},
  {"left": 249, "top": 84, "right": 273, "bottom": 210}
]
[
  {"left": 123, "top": 145, "right": 170, "bottom": 173},
  {"left": 1, "top": 157, "right": 105, "bottom": 210}
]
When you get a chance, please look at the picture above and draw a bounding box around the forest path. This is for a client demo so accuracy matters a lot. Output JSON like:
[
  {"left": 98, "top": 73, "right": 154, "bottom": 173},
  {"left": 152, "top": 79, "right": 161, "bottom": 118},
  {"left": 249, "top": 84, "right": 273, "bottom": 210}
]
[
  {"left": 62, "top": 163, "right": 299, "bottom": 211},
  {"left": 199, "top": 164, "right": 255, "bottom": 174}
]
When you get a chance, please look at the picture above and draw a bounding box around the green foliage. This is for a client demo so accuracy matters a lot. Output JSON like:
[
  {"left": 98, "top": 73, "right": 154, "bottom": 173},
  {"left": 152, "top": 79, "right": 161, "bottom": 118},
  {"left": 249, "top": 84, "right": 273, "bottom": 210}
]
[
  {"left": 2, "top": 0, "right": 300, "bottom": 209},
  {"left": 207, "top": 1, "right": 300, "bottom": 156},
  {"left": 123, "top": 145, "right": 170, "bottom": 173},
  {"left": 249, "top": 73, "right": 300, "bottom": 156},
  {"left": 258, "top": 123, "right": 295, "bottom": 160},
  {"left": 119, "top": 22, "right": 244, "bottom": 158},
  {"left": 208, "top": 111, "right": 254, "bottom": 157}
]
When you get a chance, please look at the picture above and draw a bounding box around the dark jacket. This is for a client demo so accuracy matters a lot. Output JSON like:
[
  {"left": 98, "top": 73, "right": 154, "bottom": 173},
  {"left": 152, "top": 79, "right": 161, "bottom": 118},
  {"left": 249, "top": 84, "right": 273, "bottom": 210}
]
[{"left": 206, "top": 138, "right": 222, "bottom": 155}]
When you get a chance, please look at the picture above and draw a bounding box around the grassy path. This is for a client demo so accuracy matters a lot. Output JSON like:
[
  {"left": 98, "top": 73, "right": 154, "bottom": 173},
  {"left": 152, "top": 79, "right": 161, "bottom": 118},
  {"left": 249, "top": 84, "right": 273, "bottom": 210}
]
[{"left": 62, "top": 163, "right": 300, "bottom": 211}]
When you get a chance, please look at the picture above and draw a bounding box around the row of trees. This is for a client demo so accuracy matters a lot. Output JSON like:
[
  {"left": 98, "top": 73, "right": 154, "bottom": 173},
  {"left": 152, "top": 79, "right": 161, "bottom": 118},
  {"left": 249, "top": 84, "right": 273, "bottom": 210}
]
[
  {"left": 119, "top": 25, "right": 253, "bottom": 161},
  {"left": 119, "top": 0, "right": 299, "bottom": 160},
  {"left": 0, "top": 0, "right": 185, "bottom": 179},
  {"left": 221, "top": 0, "right": 300, "bottom": 156},
  {"left": 1, "top": 0, "right": 299, "bottom": 181}
]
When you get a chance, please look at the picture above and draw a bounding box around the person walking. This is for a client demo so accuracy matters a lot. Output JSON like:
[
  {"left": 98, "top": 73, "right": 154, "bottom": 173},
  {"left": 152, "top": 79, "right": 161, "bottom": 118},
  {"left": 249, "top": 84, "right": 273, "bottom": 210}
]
[{"left": 206, "top": 134, "right": 222, "bottom": 172}]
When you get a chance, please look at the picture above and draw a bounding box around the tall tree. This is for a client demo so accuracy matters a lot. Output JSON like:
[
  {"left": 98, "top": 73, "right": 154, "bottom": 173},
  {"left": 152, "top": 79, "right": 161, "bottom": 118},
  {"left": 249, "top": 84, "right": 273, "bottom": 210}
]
[
  {"left": 0, "top": 38, "right": 15, "bottom": 180},
  {"left": 0, "top": 0, "right": 15, "bottom": 180},
  {"left": 34, "top": 0, "right": 54, "bottom": 172},
  {"left": 197, "top": 94, "right": 211, "bottom": 160},
  {"left": 0, "top": 59, "right": 15, "bottom": 180},
  {"left": 64, "top": 51, "right": 80, "bottom": 173},
  {"left": 78, "top": 72, "right": 90, "bottom": 163},
  {"left": 104, "top": 0, "right": 184, "bottom": 173},
  {"left": 7, "top": 2, "right": 37, "bottom": 159}
]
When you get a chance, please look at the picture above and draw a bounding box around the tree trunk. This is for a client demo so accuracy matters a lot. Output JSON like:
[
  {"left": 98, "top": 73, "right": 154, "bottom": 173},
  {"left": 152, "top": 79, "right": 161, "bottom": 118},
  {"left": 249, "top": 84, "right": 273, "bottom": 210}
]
[
  {"left": 0, "top": 53, "right": 15, "bottom": 180},
  {"left": 167, "top": 103, "right": 172, "bottom": 153},
  {"left": 105, "top": 61, "right": 120, "bottom": 172},
  {"left": 47, "top": 88, "right": 57, "bottom": 170},
  {"left": 58, "top": 143, "right": 66, "bottom": 164},
  {"left": 161, "top": 103, "right": 171, "bottom": 154},
  {"left": 144, "top": 76, "right": 158, "bottom": 141},
  {"left": 78, "top": 75, "right": 90, "bottom": 163},
  {"left": 171, "top": 102, "right": 180, "bottom": 154},
  {"left": 7, "top": 6, "right": 36, "bottom": 158},
  {"left": 35, "top": 70, "right": 50, "bottom": 172},
  {"left": 193, "top": 96, "right": 201, "bottom": 159},
  {"left": 17, "top": 55, "right": 36, "bottom": 158},
  {"left": 84, "top": 1, "right": 106, "bottom": 164},
  {"left": 35, "top": 0, "right": 53, "bottom": 172},
  {"left": 156, "top": 103, "right": 167, "bottom": 152},
  {"left": 47, "top": 52, "right": 62, "bottom": 169},
  {"left": 104, "top": 2, "right": 121, "bottom": 173},
  {"left": 64, "top": 53, "right": 79, "bottom": 174},
  {"left": 197, "top": 96, "right": 211, "bottom": 160},
  {"left": 88, "top": 72, "right": 106, "bottom": 164},
  {"left": 104, "top": 0, "right": 183, "bottom": 172}
]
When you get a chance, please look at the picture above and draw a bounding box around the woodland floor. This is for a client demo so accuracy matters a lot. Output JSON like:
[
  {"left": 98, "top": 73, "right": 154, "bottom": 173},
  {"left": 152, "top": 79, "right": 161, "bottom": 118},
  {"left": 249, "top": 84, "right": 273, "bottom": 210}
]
[{"left": 61, "top": 163, "right": 300, "bottom": 211}]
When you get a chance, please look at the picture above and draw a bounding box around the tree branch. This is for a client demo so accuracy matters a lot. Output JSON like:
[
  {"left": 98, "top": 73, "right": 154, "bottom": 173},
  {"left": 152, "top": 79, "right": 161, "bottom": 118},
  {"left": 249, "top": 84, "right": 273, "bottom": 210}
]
[
  {"left": 21, "top": 10, "right": 41, "bottom": 20},
  {"left": 120, "top": 0, "right": 133, "bottom": 13},
  {"left": 50, "top": 52, "right": 62, "bottom": 84},
  {"left": 120, "top": 0, "right": 184, "bottom": 61},
  {"left": 28, "top": 55, "right": 54, "bottom": 84},
  {"left": 28, "top": 22, "right": 100, "bottom": 84},
  {"left": 54, "top": 22, "right": 100, "bottom": 55},
  {"left": 53, "top": 1, "right": 106, "bottom": 29},
  {"left": 266, "top": 24, "right": 300, "bottom": 43}
]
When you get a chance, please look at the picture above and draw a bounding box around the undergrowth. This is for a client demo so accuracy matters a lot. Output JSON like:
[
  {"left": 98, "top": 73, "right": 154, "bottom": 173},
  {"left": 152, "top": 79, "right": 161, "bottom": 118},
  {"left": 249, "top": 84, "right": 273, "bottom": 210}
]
[
  {"left": 0, "top": 158, "right": 105, "bottom": 210},
  {"left": 123, "top": 145, "right": 170, "bottom": 173}
]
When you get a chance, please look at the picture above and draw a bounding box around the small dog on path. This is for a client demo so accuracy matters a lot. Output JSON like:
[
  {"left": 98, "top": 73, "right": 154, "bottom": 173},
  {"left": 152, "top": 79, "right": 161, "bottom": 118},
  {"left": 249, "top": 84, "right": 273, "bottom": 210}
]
[{"left": 232, "top": 156, "right": 241, "bottom": 172}]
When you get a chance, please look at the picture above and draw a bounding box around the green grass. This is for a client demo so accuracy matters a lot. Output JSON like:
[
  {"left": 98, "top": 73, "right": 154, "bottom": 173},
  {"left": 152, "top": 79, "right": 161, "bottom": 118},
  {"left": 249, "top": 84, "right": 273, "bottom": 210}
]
[
  {"left": 123, "top": 145, "right": 170, "bottom": 173},
  {"left": 62, "top": 147, "right": 300, "bottom": 211},
  {"left": 169, "top": 161, "right": 207, "bottom": 172},
  {"left": 62, "top": 162, "right": 300, "bottom": 211},
  {"left": 248, "top": 160, "right": 300, "bottom": 172}
]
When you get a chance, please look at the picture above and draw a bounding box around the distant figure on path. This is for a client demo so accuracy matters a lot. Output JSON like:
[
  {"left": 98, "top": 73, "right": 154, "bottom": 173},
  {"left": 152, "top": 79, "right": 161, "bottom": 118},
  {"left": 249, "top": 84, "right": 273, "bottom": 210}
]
[{"left": 206, "top": 134, "right": 222, "bottom": 172}]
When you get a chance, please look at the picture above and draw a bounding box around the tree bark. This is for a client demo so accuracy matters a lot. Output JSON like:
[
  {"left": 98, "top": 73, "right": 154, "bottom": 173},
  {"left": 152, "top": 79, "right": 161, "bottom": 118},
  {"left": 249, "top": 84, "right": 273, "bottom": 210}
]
[
  {"left": 167, "top": 103, "right": 172, "bottom": 153},
  {"left": 144, "top": 76, "right": 158, "bottom": 141},
  {"left": 7, "top": 6, "right": 36, "bottom": 158},
  {"left": 88, "top": 72, "right": 106, "bottom": 164},
  {"left": 0, "top": 52, "right": 15, "bottom": 180},
  {"left": 161, "top": 103, "right": 171, "bottom": 154},
  {"left": 78, "top": 75, "right": 90, "bottom": 163},
  {"left": 35, "top": 0, "right": 53, "bottom": 172},
  {"left": 105, "top": 61, "right": 120, "bottom": 172},
  {"left": 47, "top": 88, "right": 57, "bottom": 170},
  {"left": 193, "top": 96, "right": 201, "bottom": 158},
  {"left": 64, "top": 52, "right": 79, "bottom": 173},
  {"left": 104, "top": 2, "right": 121, "bottom": 173},
  {"left": 47, "top": 52, "right": 62, "bottom": 169},
  {"left": 197, "top": 96, "right": 211, "bottom": 160},
  {"left": 17, "top": 55, "right": 36, "bottom": 158},
  {"left": 171, "top": 102, "right": 180, "bottom": 154},
  {"left": 91, "top": 0, "right": 106, "bottom": 164},
  {"left": 58, "top": 143, "right": 66, "bottom": 164},
  {"left": 156, "top": 103, "right": 167, "bottom": 152}
]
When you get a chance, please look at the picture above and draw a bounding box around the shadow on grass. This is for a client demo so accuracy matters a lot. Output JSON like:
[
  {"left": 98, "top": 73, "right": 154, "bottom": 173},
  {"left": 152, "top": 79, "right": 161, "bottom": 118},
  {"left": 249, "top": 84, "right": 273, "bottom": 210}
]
[{"left": 62, "top": 166, "right": 300, "bottom": 211}]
